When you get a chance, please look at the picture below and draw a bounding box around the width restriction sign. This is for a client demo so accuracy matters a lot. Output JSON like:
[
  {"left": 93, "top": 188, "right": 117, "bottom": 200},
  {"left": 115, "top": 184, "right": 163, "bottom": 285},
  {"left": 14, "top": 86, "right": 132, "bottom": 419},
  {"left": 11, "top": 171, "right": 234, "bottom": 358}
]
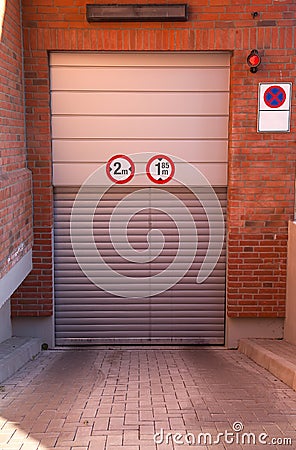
[
  {"left": 146, "top": 155, "right": 175, "bottom": 184},
  {"left": 106, "top": 154, "right": 135, "bottom": 184}
]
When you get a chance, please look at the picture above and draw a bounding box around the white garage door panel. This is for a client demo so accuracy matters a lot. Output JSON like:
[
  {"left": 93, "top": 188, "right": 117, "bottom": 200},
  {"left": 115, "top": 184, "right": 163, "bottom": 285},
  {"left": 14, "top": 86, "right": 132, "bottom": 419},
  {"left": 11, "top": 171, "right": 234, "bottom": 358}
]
[
  {"left": 50, "top": 51, "right": 230, "bottom": 67},
  {"left": 51, "top": 91, "right": 230, "bottom": 116},
  {"left": 53, "top": 140, "right": 228, "bottom": 163},
  {"left": 51, "top": 51, "right": 230, "bottom": 186},
  {"left": 53, "top": 162, "right": 228, "bottom": 186},
  {"left": 52, "top": 116, "right": 229, "bottom": 139},
  {"left": 51, "top": 67, "right": 230, "bottom": 92}
]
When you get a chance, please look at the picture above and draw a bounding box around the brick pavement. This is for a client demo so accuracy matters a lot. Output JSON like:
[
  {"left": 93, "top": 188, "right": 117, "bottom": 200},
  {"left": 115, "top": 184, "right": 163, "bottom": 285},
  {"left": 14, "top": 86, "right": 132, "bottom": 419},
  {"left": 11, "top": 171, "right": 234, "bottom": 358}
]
[{"left": 0, "top": 348, "right": 296, "bottom": 449}]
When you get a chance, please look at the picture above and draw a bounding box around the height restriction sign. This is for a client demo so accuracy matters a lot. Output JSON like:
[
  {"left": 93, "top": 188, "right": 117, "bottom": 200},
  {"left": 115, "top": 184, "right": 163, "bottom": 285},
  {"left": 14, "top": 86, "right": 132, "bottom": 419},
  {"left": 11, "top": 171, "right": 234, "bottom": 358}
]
[
  {"left": 258, "top": 82, "right": 292, "bottom": 132},
  {"left": 146, "top": 155, "right": 175, "bottom": 184},
  {"left": 106, "top": 155, "right": 135, "bottom": 184}
]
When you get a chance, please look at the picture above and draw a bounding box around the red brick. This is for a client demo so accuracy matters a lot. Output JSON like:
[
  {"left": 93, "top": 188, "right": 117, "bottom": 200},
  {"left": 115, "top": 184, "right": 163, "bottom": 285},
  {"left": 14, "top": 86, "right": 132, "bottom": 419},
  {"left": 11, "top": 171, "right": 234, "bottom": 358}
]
[
  {"left": 7, "top": 0, "right": 295, "bottom": 319},
  {"left": 0, "top": 0, "right": 33, "bottom": 282}
]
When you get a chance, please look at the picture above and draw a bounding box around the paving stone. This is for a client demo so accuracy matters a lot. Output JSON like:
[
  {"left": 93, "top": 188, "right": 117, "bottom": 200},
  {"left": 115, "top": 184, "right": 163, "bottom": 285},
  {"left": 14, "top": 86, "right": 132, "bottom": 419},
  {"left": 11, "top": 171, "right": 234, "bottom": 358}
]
[
  {"left": 140, "top": 424, "right": 155, "bottom": 435},
  {"left": 0, "top": 433, "right": 13, "bottom": 444},
  {"left": 70, "top": 447, "right": 88, "bottom": 450},
  {"left": 0, "top": 348, "right": 296, "bottom": 450},
  {"left": 108, "top": 417, "right": 124, "bottom": 431},
  {"left": 106, "top": 434, "right": 122, "bottom": 446},
  {"left": 46, "top": 418, "right": 66, "bottom": 432}
]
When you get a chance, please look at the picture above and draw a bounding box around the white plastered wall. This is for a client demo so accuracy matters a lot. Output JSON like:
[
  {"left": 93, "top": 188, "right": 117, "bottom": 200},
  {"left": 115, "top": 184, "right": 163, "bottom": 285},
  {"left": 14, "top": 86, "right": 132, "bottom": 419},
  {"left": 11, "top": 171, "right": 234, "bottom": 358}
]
[
  {"left": 0, "top": 250, "right": 32, "bottom": 344},
  {"left": 284, "top": 221, "right": 296, "bottom": 345},
  {"left": 226, "top": 317, "right": 284, "bottom": 349},
  {"left": 0, "top": 300, "right": 12, "bottom": 343}
]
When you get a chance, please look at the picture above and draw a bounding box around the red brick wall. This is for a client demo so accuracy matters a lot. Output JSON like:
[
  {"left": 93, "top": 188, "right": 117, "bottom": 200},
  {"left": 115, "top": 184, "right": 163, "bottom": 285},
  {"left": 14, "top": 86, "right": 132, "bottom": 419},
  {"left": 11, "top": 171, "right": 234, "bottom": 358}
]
[
  {"left": 0, "top": 1, "right": 32, "bottom": 283},
  {"left": 13, "top": 0, "right": 296, "bottom": 318}
]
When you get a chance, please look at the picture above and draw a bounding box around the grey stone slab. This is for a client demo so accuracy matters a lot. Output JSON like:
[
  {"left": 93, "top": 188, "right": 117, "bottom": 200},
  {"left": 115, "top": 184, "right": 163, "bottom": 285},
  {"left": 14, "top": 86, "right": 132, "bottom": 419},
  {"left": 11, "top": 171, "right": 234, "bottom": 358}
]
[{"left": 0, "top": 337, "right": 42, "bottom": 383}]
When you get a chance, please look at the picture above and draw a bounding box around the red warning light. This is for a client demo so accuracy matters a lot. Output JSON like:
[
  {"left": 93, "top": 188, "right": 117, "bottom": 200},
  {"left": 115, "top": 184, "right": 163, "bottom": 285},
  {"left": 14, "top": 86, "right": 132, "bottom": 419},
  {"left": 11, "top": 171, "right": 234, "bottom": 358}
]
[{"left": 247, "top": 49, "right": 261, "bottom": 73}]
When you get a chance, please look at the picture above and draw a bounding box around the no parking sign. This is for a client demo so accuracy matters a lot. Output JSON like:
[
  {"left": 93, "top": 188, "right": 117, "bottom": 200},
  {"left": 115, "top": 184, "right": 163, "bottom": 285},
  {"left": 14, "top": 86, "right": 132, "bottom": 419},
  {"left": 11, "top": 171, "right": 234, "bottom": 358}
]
[
  {"left": 258, "top": 82, "right": 292, "bottom": 132},
  {"left": 263, "top": 85, "right": 286, "bottom": 108}
]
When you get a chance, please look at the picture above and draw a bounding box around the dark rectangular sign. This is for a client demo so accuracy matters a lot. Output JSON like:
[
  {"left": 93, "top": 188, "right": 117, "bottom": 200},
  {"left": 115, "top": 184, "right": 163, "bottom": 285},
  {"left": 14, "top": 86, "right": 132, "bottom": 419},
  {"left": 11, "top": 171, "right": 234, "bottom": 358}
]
[{"left": 86, "top": 4, "right": 188, "bottom": 22}]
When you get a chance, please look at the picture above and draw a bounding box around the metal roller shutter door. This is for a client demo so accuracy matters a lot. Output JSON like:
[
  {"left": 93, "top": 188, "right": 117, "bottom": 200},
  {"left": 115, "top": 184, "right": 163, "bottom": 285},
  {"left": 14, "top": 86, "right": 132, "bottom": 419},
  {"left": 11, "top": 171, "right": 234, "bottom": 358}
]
[
  {"left": 51, "top": 52, "right": 230, "bottom": 345},
  {"left": 54, "top": 186, "right": 226, "bottom": 345}
]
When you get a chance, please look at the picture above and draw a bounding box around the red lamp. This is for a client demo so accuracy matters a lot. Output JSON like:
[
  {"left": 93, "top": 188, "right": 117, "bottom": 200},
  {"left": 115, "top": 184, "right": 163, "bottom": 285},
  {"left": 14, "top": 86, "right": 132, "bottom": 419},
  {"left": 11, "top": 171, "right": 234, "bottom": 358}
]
[{"left": 247, "top": 49, "right": 261, "bottom": 73}]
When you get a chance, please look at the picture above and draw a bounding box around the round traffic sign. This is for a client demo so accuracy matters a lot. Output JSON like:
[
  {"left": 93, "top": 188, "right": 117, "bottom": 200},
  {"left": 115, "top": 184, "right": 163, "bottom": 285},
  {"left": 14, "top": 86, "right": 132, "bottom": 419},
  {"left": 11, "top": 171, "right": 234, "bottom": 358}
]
[
  {"left": 106, "top": 155, "right": 135, "bottom": 184},
  {"left": 264, "top": 85, "right": 286, "bottom": 109},
  {"left": 146, "top": 155, "right": 175, "bottom": 184}
]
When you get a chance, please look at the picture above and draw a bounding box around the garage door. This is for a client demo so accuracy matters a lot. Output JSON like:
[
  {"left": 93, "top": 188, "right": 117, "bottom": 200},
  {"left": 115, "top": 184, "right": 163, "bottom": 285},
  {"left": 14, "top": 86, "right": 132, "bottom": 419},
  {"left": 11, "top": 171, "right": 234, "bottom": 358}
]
[{"left": 51, "top": 52, "right": 230, "bottom": 345}]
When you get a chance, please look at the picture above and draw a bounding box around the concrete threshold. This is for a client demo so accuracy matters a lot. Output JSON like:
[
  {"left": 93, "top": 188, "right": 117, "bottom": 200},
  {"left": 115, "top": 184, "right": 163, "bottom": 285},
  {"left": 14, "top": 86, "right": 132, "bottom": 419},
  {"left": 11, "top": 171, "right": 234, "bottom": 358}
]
[
  {"left": 239, "top": 338, "right": 296, "bottom": 391},
  {"left": 0, "top": 336, "right": 42, "bottom": 383}
]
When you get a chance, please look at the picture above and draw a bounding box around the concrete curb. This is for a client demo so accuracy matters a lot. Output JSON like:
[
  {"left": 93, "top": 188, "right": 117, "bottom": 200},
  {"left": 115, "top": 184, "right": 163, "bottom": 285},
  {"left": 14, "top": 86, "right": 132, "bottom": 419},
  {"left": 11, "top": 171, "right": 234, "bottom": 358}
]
[
  {"left": 239, "top": 338, "right": 296, "bottom": 391},
  {"left": 0, "top": 337, "right": 42, "bottom": 383}
]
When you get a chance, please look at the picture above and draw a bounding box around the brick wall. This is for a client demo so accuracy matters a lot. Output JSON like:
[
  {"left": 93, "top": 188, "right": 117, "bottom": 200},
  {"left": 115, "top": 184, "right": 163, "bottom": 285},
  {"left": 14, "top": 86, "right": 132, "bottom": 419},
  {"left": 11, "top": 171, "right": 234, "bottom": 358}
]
[
  {"left": 0, "top": 0, "right": 32, "bottom": 283},
  {"left": 12, "top": 0, "right": 296, "bottom": 318}
]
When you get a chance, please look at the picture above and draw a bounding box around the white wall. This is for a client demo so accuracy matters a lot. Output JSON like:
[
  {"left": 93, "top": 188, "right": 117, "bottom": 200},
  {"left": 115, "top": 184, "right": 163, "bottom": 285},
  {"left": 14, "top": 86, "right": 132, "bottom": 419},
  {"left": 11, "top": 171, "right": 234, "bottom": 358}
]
[
  {"left": 0, "top": 250, "right": 32, "bottom": 309},
  {"left": 12, "top": 316, "right": 54, "bottom": 348},
  {"left": 284, "top": 221, "right": 296, "bottom": 345},
  {"left": 226, "top": 317, "right": 284, "bottom": 348},
  {"left": 0, "top": 299, "right": 12, "bottom": 343},
  {"left": 0, "top": 250, "right": 32, "bottom": 344}
]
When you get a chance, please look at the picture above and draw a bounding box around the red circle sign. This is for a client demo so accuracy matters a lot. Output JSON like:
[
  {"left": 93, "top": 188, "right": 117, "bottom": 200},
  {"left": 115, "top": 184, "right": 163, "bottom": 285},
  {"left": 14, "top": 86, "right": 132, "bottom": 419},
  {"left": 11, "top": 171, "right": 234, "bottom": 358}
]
[
  {"left": 146, "top": 155, "right": 175, "bottom": 184},
  {"left": 106, "top": 155, "right": 135, "bottom": 184},
  {"left": 264, "top": 85, "right": 286, "bottom": 109}
]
